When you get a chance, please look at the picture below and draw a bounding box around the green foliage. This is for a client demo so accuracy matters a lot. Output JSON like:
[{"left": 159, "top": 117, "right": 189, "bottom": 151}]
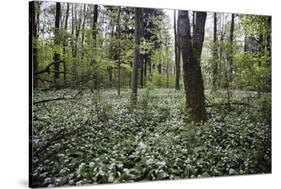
[
  {"left": 240, "top": 15, "right": 271, "bottom": 36},
  {"left": 32, "top": 89, "right": 271, "bottom": 187},
  {"left": 234, "top": 52, "right": 271, "bottom": 91}
]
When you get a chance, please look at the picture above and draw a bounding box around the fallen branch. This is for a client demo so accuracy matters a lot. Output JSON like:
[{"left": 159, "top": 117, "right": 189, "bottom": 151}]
[
  {"left": 33, "top": 97, "right": 76, "bottom": 104},
  {"left": 32, "top": 118, "right": 89, "bottom": 157},
  {"left": 206, "top": 102, "right": 251, "bottom": 107},
  {"left": 32, "top": 129, "right": 65, "bottom": 157},
  {"left": 34, "top": 60, "right": 63, "bottom": 75},
  {"left": 33, "top": 91, "right": 82, "bottom": 105}
]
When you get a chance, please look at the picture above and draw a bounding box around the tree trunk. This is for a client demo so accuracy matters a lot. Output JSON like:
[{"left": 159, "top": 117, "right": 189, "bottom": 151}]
[
  {"left": 117, "top": 7, "right": 121, "bottom": 96},
  {"left": 139, "top": 9, "right": 144, "bottom": 88},
  {"left": 54, "top": 2, "right": 61, "bottom": 85},
  {"left": 81, "top": 4, "right": 87, "bottom": 62},
  {"left": 174, "top": 10, "right": 180, "bottom": 90},
  {"left": 166, "top": 46, "right": 169, "bottom": 88},
  {"left": 92, "top": 5, "right": 98, "bottom": 51},
  {"left": 108, "top": 16, "right": 115, "bottom": 85},
  {"left": 71, "top": 4, "right": 76, "bottom": 80},
  {"left": 178, "top": 10, "right": 207, "bottom": 123},
  {"left": 228, "top": 13, "right": 235, "bottom": 77},
  {"left": 212, "top": 12, "right": 218, "bottom": 88},
  {"left": 74, "top": 5, "right": 82, "bottom": 59},
  {"left": 131, "top": 8, "right": 141, "bottom": 104},
  {"left": 244, "top": 34, "right": 247, "bottom": 53},
  {"left": 63, "top": 3, "right": 69, "bottom": 83},
  {"left": 266, "top": 17, "right": 271, "bottom": 54},
  {"left": 30, "top": 1, "right": 39, "bottom": 89},
  {"left": 92, "top": 5, "right": 99, "bottom": 89}
]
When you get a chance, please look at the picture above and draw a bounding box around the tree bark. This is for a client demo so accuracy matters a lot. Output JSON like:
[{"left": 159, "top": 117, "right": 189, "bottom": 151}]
[
  {"left": 166, "top": 45, "right": 169, "bottom": 88},
  {"left": 81, "top": 4, "right": 87, "bottom": 62},
  {"left": 131, "top": 8, "right": 141, "bottom": 104},
  {"left": 92, "top": 5, "right": 99, "bottom": 89},
  {"left": 74, "top": 5, "right": 82, "bottom": 59},
  {"left": 54, "top": 2, "right": 61, "bottom": 84},
  {"left": 139, "top": 9, "right": 144, "bottom": 88},
  {"left": 212, "top": 12, "right": 218, "bottom": 88},
  {"left": 174, "top": 10, "right": 180, "bottom": 90},
  {"left": 117, "top": 7, "right": 121, "bottom": 96},
  {"left": 30, "top": 1, "right": 39, "bottom": 88},
  {"left": 63, "top": 3, "right": 69, "bottom": 83},
  {"left": 178, "top": 10, "right": 207, "bottom": 123},
  {"left": 92, "top": 5, "right": 98, "bottom": 51},
  {"left": 108, "top": 15, "right": 115, "bottom": 85},
  {"left": 228, "top": 13, "right": 235, "bottom": 77}
]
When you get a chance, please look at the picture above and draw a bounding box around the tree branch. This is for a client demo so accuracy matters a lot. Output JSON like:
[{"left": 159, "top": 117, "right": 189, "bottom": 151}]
[{"left": 34, "top": 60, "right": 63, "bottom": 75}]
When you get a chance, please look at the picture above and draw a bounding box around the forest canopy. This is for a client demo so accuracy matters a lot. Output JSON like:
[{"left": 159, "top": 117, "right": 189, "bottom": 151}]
[{"left": 30, "top": 1, "right": 271, "bottom": 188}]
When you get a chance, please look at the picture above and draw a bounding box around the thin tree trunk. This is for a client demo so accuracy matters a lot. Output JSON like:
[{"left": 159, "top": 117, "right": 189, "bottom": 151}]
[
  {"left": 131, "top": 8, "right": 141, "bottom": 104},
  {"left": 212, "top": 12, "right": 218, "bottom": 88},
  {"left": 30, "top": 1, "right": 39, "bottom": 89},
  {"left": 174, "top": 10, "right": 180, "bottom": 90},
  {"left": 266, "top": 17, "right": 271, "bottom": 55},
  {"left": 92, "top": 5, "right": 98, "bottom": 51},
  {"left": 108, "top": 17, "right": 115, "bottom": 85},
  {"left": 92, "top": 5, "right": 99, "bottom": 89},
  {"left": 81, "top": 4, "right": 87, "bottom": 62},
  {"left": 178, "top": 10, "right": 207, "bottom": 123},
  {"left": 71, "top": 4, "right": 76, "bottom": 80},
  {"left": 63, "top": 3, "right": 69, "bottom": 83},
  {"left": 218, "top": 16, "right": 225, "bottom": 88},
  {"left": 166, "top": 46, "right": 169, "bottom": 88},
  {"left": 244, "top": 34, "right": 247, "bottom": 53},
  {"left": 117, "top": 7, "right": 121, "bottom": 96},
  {"left": 74, "top": 5, "right": 82, "bottom": 58},
  {"left": 139, "top": 9, "right": 144, "bottom": 88},
  {"left": 54, "top": 2, "right": 61, "bottom": 85},
  {"left": 228, "top": 13, "right": 235, "bottom": 77}
]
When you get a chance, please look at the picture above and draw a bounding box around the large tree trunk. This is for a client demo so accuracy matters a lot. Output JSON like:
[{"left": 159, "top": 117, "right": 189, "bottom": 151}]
[
  {"left": 53, "top": 2, "right": 61, "bottom": 85},
  {"left": 178, "top": 10, "right": 207, "bottom": 123},
  {"left": 212, "top": 12, "right": 218, "bottom": 88},
  {"left": 131, "top": 8, "right": 141, "bottom": 104},
  {"left": 174, "top": 10, "right": 180, "bottom": 90},
  {"left": 30, "top": 1, "right": 39, "bottom": 89}
]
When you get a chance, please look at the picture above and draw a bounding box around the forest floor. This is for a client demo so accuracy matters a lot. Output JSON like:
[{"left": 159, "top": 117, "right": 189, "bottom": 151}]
[{"left": 31, "top": 88, "right": 271, "bottom": 187}]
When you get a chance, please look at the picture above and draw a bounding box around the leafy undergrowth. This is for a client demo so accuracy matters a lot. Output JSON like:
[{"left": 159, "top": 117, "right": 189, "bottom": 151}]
[{"left": 31, "top": 88, "right": 271, "bottom": 187}]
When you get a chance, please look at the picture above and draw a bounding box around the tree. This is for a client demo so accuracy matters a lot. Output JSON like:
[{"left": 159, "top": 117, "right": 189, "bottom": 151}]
[
  {"left": 92, "top": 5, "right": 98, "bottom": 53},
  {"left": 30, "top": 1, "right": 40, "bottom": 88},
  {"left": 81, "top": 4, "right": 87, "bottom": 62},
  {"left": 178, "top": 10, "right": 207, "bottom": 123},
  {"left": 174, "top": 10, "right": 180, "bottom": 90},
  {"left": 117, "top": 7, "right": 121, "bottom": 96},
  {"left": 212, "top": 12, "right": 218, "bottom": 88},
  {"left": 63, "top": 3, "right": 70, "bottom": 83},
  {"left": 228, "top": 13, "right": 235, "bottom": 78},
  {"left": 139, "top": 9, "right": 145, "bottom": 88},
  {"left": 92, "top": 5, "right": 99, "bottom": 88},
  {"left": 131, "top": 8, "right": 142, "bottom": 104},
  {"left": 53, "top": 2, "right": 61, "bottom": 85}
]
